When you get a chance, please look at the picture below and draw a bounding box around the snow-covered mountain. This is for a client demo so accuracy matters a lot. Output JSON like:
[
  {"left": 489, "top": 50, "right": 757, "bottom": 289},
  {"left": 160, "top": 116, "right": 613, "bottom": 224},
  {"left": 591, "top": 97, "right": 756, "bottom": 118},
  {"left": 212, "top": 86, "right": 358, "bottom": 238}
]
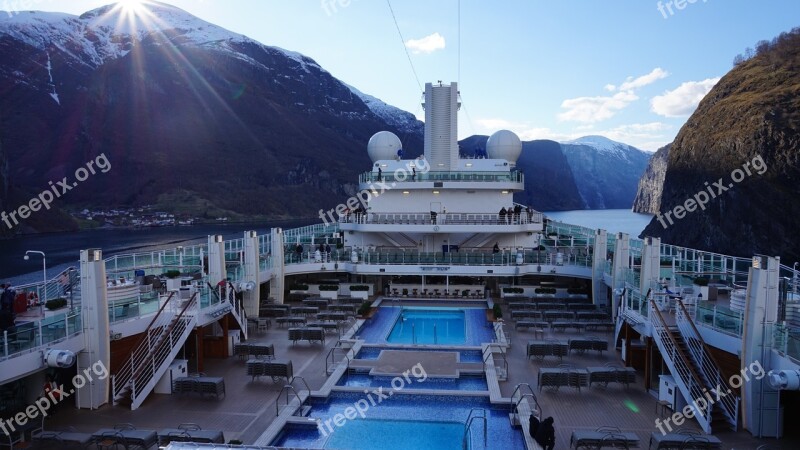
[
  {"left": 560, "top": 135, "right": 652, "bottom": 209},
  {"left": 0, "top": 1, "right": 423, "bottom": 230}
]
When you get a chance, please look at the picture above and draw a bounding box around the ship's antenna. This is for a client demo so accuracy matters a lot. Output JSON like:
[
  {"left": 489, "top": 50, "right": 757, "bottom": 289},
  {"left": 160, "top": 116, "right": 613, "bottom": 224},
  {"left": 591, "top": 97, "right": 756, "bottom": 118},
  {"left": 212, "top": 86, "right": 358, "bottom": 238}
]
[
  {"left": 386, "top": 0, "right": 422, "bottom": 92},
  {"left": 457, "top": 0, "right": 461, "bottom": 87}
]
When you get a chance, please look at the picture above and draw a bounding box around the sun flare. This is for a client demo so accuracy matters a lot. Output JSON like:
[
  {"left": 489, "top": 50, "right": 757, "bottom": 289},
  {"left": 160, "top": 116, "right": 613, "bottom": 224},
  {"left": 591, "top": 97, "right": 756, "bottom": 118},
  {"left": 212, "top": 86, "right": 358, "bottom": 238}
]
[{"left": 118, "top": 0, "right": 148, "bottom": 15}]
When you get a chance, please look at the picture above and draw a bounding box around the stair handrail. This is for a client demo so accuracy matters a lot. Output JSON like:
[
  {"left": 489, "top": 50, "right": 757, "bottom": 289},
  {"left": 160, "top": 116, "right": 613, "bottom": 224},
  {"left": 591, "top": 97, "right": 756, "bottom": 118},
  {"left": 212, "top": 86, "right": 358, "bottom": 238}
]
[
  {"left": 483, "top": 343, "right": 509, "bottom": 377},
  {"left": 514, "top": 393, "right": 540, "bottom": 420},
  {"left": 112, "top": 292, "right": 176, "bottom": 398},
  {"left": 325, "top": 346, "right": 351, "bottom": 375},
  {"left": 276, "top": 385, "right": 303, "bottom": 416},
  {"left": 276, "top": 378, "right": 311, "bottom": 417},
  {"left": 649, "top": 300, "right": 712, "bottom": 425},
  {"left": 462, "top": 408, "right": 487, "bottom": 450},
  {"left": 675, "top": 299, "right": 739, "bottom": 428},
  {"left": 130, "top": 293, "right": 198, "bottom": 396}
]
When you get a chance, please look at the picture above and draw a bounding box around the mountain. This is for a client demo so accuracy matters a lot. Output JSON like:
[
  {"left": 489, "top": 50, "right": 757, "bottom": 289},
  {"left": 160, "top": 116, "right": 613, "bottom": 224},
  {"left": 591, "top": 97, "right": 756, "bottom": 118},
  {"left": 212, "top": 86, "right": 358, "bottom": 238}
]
[
  {"left": 0, "top": 2, "right": 423, "bottom": 230},
  {"left": 632, "top": 143, "right": 671, "bottom": 214},
  {"left": 641, "top": 28, "right": 800, "bottom": 261},
  {"left": 459, "top": 136, "right": 584, "bottom": 211},
  {"left": 560, "top": 136, "right": 652, "bottom": 209}
]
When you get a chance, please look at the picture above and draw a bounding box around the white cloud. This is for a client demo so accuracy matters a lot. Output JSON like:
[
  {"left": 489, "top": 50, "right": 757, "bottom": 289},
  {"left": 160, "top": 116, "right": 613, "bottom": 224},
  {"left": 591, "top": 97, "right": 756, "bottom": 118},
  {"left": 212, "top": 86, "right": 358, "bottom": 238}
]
[
  {"left": 603, "top": 84, "right": 616, "bottom": 92},
  {"left": 618, "top": 67, "right": 669, "bottom": 91},
  {"left": 558, "top": 91, "right": 639, "bottom": 123},
  {"left": 405, "top": 32, "right": 446, "bottom": 54},
  {"left": 471, "top": 119, "right": 673, "bottom": 151},
  {"left": 651, "top": 77, "right": 720, "bottom": 117}
]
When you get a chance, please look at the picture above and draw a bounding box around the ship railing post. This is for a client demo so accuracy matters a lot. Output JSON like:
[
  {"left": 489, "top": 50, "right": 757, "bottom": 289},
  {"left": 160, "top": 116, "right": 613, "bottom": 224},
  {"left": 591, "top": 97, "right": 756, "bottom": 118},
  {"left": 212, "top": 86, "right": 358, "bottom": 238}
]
[{"left": 38, "top": 321, "right": 43, "bottom": 347}]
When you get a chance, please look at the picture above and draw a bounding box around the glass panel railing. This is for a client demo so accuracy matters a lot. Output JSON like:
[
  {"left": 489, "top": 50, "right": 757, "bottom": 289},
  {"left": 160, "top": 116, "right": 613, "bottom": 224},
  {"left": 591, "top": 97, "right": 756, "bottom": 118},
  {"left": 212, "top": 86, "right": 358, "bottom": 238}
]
[
  {"left": 359, "top": 170, "right": 523, "bottom": 184},
  {"left": 1, "top": 309, "right": 82, "bottom": 358},
  {"left": 695, "top": 301, "right": 743, "bottom": 336}
]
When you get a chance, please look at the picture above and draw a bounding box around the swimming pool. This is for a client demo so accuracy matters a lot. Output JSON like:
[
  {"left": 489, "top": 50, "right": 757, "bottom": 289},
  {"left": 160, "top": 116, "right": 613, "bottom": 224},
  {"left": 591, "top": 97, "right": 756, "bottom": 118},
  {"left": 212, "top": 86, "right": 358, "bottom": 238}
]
[
  {"left": 336, "top": 371, "right": 488, "bottom": 391},
  {"left": 387, "top": 309, "right": 465, "bottom": 344},
  {"left": 355, "top": 346, "right": 484, "bottom": 363},
  {"left": 270, "top": 393, "right": 523, "bottom": 450},
  {"left": 355, "top": 307, "right": 494, "bottom": 346}
]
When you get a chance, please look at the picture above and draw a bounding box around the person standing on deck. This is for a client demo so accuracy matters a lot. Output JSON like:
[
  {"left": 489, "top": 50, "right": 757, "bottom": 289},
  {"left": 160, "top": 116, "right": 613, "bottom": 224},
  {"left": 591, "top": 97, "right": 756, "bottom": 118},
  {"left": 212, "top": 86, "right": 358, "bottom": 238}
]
[{"left": 535, "top": 416, "right": 555, "bottom": 450}]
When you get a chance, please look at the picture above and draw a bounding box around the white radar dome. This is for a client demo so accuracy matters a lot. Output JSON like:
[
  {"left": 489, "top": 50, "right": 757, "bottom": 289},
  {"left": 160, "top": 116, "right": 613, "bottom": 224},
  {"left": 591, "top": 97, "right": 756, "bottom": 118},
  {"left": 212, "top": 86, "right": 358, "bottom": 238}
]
[
  {"left": 486, "top": 130, "right": 522, "bottom": 163},
  {"left": 368, "top": 131, "right": 402, "bottom": 162}
]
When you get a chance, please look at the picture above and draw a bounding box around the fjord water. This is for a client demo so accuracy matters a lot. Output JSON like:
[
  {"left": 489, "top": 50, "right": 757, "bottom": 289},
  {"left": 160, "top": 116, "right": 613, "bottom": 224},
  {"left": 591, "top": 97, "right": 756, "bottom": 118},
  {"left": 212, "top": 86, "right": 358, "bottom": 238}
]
[
  {"left": 544, "top": 209, "right": 653, "bottom": 237},
  {"left": 0, "top": 219, "right": 310, "bottom": 284},
  {"left": 1, "top": 210, "right": 651, "bottom": 285}
]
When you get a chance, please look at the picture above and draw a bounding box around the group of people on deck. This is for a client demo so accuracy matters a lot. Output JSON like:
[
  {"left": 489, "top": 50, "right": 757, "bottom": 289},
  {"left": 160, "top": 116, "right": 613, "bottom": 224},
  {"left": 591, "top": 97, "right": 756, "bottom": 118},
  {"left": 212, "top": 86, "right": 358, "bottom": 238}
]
[
  {"left": 0, "top": 283, "right": 18, "bottom": 333},
  {"left": 499, "top": 205, "right": 534, "bottom": 224}
]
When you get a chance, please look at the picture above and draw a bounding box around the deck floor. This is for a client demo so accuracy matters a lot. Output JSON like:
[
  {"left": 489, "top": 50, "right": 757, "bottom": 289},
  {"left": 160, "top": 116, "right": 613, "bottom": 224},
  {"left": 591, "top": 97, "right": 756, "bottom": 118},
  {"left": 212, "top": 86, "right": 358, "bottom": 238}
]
[{"left": 38, "top": 297, "right": 798, "bottom": 450}]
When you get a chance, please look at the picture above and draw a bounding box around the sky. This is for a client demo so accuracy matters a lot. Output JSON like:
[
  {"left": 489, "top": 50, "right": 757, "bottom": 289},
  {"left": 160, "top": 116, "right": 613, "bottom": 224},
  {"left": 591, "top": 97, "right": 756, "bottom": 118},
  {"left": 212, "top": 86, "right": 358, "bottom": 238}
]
[{"left": 9, "top": 0, "right": 800, "bottom": 151}]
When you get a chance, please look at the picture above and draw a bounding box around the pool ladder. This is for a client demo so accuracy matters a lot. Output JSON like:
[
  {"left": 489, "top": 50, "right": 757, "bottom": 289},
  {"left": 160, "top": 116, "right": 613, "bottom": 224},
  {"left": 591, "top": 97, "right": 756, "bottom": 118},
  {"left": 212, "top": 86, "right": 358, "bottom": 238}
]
[
  {"left": 276, "top": 376, "right": 311, "bottom": 416},
  {"left": 325, "top": 345, "right": 351, "bottom": 375},
  {"left": 509, "top": 383, "right": 541, "bottom": 428},
  {"left": 410, "top": 323, "right": 437, "bottom": 344},
  {"left": 462, "top": 408, "right": 487, "bottom": 450}
]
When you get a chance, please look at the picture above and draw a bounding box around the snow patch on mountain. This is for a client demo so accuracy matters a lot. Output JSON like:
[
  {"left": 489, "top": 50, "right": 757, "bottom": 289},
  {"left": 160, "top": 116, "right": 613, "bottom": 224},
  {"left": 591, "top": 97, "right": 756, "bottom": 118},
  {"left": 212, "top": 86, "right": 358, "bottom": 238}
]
[
  {"left": 346, "top": 84, "right": 422, "bottom": 136},
  {"left": 561, "top": 135, "right": 648, "bottom": 161}
]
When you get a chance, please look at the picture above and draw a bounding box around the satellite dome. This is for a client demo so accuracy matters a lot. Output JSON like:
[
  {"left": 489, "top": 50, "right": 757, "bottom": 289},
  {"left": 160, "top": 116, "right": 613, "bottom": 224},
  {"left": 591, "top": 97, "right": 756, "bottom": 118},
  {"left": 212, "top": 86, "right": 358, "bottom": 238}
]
[
  {"left": 368, "top": 131, "right": 402, "bottom": 162},
  {"left": 486, "top": 130, "right": 522, "bottom": 163}
]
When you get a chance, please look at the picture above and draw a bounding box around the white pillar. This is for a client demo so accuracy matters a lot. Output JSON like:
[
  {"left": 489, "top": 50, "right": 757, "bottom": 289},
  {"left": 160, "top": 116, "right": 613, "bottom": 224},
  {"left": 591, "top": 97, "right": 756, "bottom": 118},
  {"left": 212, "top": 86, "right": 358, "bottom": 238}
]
[
  {"left": 639, "top": 237, "right": 661, "bottom": 294},
  {"left": 270, "top": 228, "right": 285, "bottom": 305},
  {"left": 741, "top": 255, "right": 781, "bottom": 437},
  {"left": 207, "top": 235, "right": 225, "bottom": 285},
  {"left": 75, "top": 249, "right": 110, "bottom": 409},
  {"left": 242, "top": 231, "right": 260, "bottom": 317},
  {"left": 612, "top": 233, "right": 630, "bottom": 315},
  {"left": 592, "top": 229, "right": 608, "bottom": 307}
]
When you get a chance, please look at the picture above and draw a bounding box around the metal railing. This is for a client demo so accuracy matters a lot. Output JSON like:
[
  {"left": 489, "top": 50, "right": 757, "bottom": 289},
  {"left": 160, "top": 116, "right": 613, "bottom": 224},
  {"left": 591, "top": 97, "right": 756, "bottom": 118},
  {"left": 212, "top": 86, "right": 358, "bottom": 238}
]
[
  {"left": 483, "top": 343, "right": 508, "bottom": 380},
  {"left": 1, "top": 309, "right": 82, "bottom": 359},
  {"left": 112, "top": 292, "right": 176, "bottom": 402},
  {"left": 276, "top": 376, "right": 311, "bottom": 416},
  {"left": 359, "top": 170, "right": 524, "bottom": 184},
  {"left": 675, "top": 300, "right": 739, "bottom": 430},
  {"left": 325, "top": 346, "right": 351, "bottom": 375},
  {"left": 341, "top": 211, "right": 543, "bottom": 226},
  {"left": 462, "top": 408, "right": 487, "bottom": 450},
  {"left": 649, "top": 300, "right": 713, "bottom": 432},
  {"left": 129, "top": 294, "right": 197, "bottom": 409}
]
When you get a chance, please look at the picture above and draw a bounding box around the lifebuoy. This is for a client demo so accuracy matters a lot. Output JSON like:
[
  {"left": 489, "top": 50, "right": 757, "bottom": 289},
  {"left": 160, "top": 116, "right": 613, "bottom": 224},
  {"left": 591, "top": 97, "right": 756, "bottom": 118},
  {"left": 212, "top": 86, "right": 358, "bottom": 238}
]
[{"left": 28, "top": 291, "right": 39, "bottom": 307}]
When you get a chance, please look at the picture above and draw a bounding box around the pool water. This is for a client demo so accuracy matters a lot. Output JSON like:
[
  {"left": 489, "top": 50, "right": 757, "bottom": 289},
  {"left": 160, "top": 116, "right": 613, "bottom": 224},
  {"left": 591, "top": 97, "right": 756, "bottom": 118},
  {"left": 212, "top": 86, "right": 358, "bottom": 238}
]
[
  {"left": 355, "top": 347, "right": 483, "bottom": 363},
  {"left": 271, "top": 393, "right": 523, "bottom": 450},
  {"left": 355, "top": 307, "right": 494, "bottom": 345},
  {"left": 387, "top": 309, "right": 465, "bottom": 344},
  {"left": 336, "top": 371, "right": 488, "bottom": 391}
]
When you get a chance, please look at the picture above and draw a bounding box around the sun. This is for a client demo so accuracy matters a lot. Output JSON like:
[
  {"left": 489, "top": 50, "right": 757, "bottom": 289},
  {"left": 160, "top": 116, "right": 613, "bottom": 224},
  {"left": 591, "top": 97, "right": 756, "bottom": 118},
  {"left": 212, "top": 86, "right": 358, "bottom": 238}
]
[{"left": 118, "top": 0, "right": 148, "bottom": 15}]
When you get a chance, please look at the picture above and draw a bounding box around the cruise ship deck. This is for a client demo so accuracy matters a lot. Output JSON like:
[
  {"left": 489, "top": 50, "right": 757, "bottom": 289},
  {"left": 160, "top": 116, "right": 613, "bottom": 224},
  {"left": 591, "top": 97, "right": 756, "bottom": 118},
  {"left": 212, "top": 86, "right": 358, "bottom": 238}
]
[{"left": 3, "top": 81, "right": 800, "bottom": 450}]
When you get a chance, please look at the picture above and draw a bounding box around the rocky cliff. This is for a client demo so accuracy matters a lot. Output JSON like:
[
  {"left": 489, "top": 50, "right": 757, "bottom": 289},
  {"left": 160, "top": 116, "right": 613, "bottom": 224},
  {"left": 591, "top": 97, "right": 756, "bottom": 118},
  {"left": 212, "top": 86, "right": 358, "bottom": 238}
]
[
  {"left": 641, "top": 28, "right": 800, "bottom": 262},
  {"left": 459, "top": 136, "right": 585, "bottom": 211},
  {"left": 560, "top": 136, "right": 652, "bottom": 209},
  {"left": 632, "top": 144, "right": 670, "bottom": 214}
]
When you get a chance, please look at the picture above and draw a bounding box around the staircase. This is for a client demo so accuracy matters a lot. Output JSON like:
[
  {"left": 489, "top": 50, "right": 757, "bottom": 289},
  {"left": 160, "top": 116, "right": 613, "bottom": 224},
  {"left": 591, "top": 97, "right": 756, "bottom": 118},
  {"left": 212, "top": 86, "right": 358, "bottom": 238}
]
[
  {"left": 112, "top": 292, "right": 198, "bottom": 410},
  {"left": 675, "top": 300, "right": 739, "bottom": 430},
  {"left": 650, "top": 300, "right": 717, "bottom": 433},
  {"left": 209, "top": 282, "right": 248, "bottom": 340}
]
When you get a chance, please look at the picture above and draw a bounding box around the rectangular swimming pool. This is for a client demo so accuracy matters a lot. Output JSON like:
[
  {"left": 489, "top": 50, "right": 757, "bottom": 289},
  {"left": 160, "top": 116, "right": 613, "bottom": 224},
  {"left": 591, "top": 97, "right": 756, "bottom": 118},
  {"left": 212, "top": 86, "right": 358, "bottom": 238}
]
[
  {"left": 270, "top": 393, "right": 523, "bottom": 450},
  {"left": 387, "top": 309, "right": 465, "bottom": 344},
  {"left": 336, "top": 371, "right": 488, "bottom": 391},
  {"left": 354, "top": 346, "right": 484, "bottom": 363},
  {"left": 355, "top": 307, "right": 495, "bottom": 346}
]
